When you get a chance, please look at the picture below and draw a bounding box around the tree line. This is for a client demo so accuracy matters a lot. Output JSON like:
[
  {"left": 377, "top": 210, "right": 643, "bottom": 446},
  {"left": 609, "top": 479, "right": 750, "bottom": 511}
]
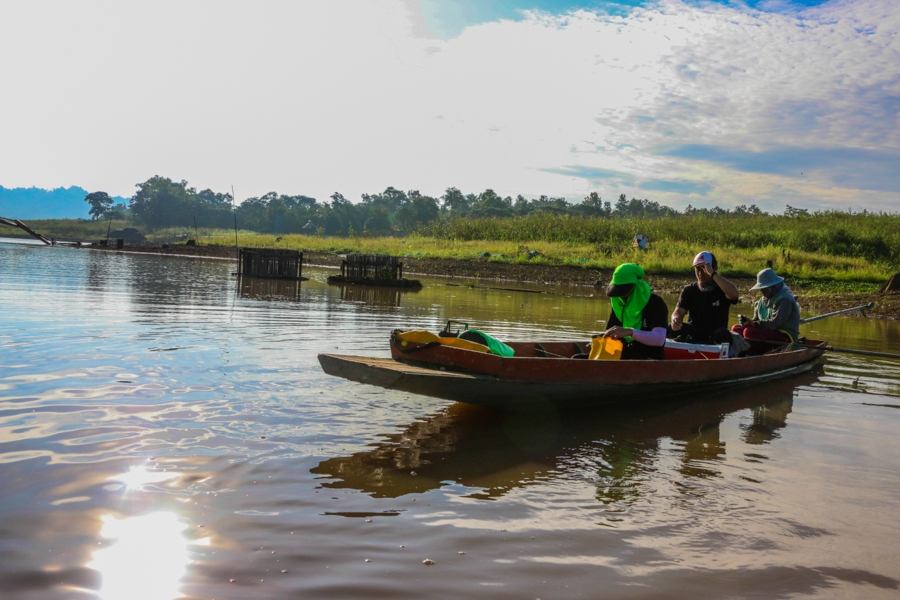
[{"left": 85, "top": 175, "right": 846, "bottom": 237}]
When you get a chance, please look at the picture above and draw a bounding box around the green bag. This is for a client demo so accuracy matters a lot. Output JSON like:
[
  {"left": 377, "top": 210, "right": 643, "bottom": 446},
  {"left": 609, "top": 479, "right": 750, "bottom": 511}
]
[{"left": 460, "top": 329, "right": 516, "bottom": 357}]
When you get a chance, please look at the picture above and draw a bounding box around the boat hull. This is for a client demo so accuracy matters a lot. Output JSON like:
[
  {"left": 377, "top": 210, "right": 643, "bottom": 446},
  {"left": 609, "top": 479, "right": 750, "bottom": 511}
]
[{"left": 319, "top": 338, "right": 825, "bottom": 407}]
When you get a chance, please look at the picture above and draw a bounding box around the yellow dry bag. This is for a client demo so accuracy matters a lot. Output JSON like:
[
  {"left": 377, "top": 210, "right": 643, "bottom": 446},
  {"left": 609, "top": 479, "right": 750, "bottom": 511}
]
[{"left": 589, "top": 336, "right": 623, "bottom": 360}]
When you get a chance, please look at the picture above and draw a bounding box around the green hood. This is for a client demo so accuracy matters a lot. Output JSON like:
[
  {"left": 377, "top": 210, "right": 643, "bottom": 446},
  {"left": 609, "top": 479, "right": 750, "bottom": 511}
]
[{"left": 610, "top": 263, "right": 652, "bottom": 333}]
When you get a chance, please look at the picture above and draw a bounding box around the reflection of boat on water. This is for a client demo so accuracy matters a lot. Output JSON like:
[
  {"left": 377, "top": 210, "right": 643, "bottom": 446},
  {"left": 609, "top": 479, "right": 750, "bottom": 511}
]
[
  {"left": 319, "top": 333, "right": 826, "bottom": 408},
  {"left": 311, "top": 374, "right": 812, "bottom": 500},
  {"left": 238, "top": 276, "right": 301, "bottom": 301}
]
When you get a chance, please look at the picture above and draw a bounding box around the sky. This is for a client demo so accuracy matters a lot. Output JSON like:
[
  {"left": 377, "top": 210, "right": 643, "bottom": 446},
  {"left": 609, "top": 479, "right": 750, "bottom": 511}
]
[{"left": 1, "top": 0, "right": 897, "bottom": 213}]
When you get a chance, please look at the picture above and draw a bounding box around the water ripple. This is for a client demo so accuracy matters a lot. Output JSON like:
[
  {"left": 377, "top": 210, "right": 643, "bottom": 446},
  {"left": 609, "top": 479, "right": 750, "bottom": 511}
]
[{"left": 1, "top": 243, "right": 899, "bottom": 599}]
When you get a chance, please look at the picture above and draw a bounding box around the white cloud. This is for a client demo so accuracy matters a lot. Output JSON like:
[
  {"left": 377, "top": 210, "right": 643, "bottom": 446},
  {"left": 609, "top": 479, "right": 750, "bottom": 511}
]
[{"left": 0, "top": 0, "right": 897, "bottom": 211}]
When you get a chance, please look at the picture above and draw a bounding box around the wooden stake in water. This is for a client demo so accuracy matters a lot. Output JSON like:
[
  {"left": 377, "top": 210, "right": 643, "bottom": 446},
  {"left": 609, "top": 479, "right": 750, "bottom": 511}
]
[{"left": 231, "top": 185, "right": 239, "bottom": 251}]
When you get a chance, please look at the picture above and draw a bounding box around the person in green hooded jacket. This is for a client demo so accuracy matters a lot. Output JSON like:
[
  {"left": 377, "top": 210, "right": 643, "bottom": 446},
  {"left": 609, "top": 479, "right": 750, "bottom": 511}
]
[{"left": 602, "top": 263, "right": 669, "bottom": 360}]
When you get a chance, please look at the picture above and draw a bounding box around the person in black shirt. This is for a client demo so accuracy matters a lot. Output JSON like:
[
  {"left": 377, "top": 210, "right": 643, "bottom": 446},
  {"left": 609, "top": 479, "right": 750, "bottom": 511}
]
[
  {"left": 603, "top": 263, "right": 669, "bottom": 360},
  {"left": 670, "top": 251, "right": 739, "bottom": 344}
]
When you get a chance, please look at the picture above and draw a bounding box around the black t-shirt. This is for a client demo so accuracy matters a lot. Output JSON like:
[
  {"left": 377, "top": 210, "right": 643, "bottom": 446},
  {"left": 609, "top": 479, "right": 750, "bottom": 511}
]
[
  {"left": 607, "top": 293, "right": 668, "bottom": 359},
  {"left": 676, "top": 282, "right": 738, "bottom": 342}
]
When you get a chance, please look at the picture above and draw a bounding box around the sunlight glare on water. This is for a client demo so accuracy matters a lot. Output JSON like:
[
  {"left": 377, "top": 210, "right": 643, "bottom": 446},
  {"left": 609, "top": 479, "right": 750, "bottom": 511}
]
[{"left": 88, "top": 511, "right": 191, "bottom": 600}]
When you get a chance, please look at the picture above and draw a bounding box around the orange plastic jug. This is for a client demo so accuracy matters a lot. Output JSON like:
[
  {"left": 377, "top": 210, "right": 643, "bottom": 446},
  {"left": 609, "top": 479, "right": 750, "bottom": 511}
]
[{"left": 589, "top": 335, "right": 623, "bottom": 360}]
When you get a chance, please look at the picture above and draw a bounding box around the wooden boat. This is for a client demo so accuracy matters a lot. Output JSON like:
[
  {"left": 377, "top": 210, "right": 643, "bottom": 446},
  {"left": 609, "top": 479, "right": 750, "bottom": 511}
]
[{"left": 318, "top": 331, "right": 826, "bottom": 408}]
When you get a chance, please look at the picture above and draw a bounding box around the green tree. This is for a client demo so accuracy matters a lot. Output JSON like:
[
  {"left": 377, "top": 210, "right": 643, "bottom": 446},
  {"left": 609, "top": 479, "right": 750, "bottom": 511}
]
[
  {"left": 785, "top": 204, "right": 810, "bottom": 217},
  {"left": 195, "top": 188, "right": 233, "bottom": 228},
  {"left": 578, "top": 192, "right": 611, "bottom": 217},
  {"left": 441, "top": 187, "right": 469, "bottom": 215},
  {"left": 363, "top": 208, "right": 392, "bottom": 236},
  {"left": 129, "top": 176, "right": 195, "bottom": 228},
  {"left": 320, "top": 192, "right": 364, "bottom": 235},
  {"left": 85, "top": 191, "right": 113, "bottom": 220},
  {"left": 513, "top": 194, "right": 529, "bottom": 215},
  {"left": 529, "top": 195, "right": 569, "bottom": 214},
  {"left": 470, "top": 189, "right": 512, "bottom": 218},
  {"left": 395, "top": 190, "right": 439, "bottom": 233}
]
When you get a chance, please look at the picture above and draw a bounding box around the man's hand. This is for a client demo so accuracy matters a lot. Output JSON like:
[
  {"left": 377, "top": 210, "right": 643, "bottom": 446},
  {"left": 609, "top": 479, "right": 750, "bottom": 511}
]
[
  {"left": 604, "top": 326, "right": 633, "bottom": 339},
  {"left": 701, "top": 262, "right": 715, "bottom": 278},
  {"left": 671, "top": 309, "right": 684, "bottom": 331}
]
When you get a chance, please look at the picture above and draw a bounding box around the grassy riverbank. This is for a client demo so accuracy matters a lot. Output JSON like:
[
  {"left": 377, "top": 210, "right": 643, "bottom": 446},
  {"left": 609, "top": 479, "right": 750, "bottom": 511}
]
[
  {"left": 193, "top": 233, "right": 893, "bottom": 287},
  {"left": 9, "top": 213, "right": 898, "bottom": 289}
]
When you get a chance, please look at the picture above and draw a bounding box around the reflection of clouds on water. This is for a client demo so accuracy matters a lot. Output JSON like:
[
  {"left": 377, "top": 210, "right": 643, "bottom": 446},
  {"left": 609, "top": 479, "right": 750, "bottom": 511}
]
[
  {"left": 0, "top": 456, "right": 215, "bottom": 599},
  {"left": 86, "top": 462, "right": 212, "bottom": 600},
  {"left": 88, "top": 511, "right": 191, "bottom": 600},
  {"left": 107, "top": 463, "right": 181, "bottom": 492}
]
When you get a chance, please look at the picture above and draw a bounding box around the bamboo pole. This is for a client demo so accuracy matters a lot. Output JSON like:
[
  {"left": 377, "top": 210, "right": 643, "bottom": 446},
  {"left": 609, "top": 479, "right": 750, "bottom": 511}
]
[{"left": 800, "top": 303, "right": 874, "bottom": 324}]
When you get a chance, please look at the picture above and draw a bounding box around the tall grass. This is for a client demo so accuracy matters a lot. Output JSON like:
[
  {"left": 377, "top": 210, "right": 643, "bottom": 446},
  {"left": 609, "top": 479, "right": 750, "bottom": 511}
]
[
  {"left": 194, "top": 230, "right": 891, "bottom": 283},
  {"left": 423, "top": 213, "right": 899, "bottom": 265}
]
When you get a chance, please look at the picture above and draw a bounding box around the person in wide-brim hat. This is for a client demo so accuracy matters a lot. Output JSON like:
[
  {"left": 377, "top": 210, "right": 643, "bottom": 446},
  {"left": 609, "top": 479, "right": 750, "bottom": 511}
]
[
  {"left": 732, "top": 267, "right": 801, "bottom": 351},
  {"left": 601, "top": 263, "right": 669, "bottom": 360},
  {"left": 749, "top": 267, "right": 784, "bottom": 291}
]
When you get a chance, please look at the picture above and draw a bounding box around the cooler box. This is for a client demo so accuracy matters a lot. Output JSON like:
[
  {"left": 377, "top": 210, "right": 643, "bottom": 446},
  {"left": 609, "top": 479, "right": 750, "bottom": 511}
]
[{"left": 663, "top": 339, "right": 729, "bottom": 360}]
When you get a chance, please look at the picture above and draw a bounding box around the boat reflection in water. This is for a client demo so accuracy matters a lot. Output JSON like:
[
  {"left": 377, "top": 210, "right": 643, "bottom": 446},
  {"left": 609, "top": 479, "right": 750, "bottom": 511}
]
[
  {"left": 238, "top": 276, "right": 302, "bottom": 301},
  {"left": 311, "top": 374, "right": 811, "bottom": 502}
]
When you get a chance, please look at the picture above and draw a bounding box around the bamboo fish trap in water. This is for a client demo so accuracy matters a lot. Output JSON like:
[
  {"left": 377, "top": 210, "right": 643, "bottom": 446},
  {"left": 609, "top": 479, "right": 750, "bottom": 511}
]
[{"left": 327, "top": 254, "right": 422, "bottom": 289}]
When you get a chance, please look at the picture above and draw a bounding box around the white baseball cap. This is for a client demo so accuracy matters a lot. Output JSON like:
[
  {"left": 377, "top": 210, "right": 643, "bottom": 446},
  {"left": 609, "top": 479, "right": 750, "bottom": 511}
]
[{"left": 692, "top": 251, "right": 715, "bottom": 267}]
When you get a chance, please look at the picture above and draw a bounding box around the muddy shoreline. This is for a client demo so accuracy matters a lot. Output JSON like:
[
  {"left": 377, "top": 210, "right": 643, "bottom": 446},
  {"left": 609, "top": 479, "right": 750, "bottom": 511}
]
[{"left": 87, "top": 243, "right": 898, "bottom": 319}]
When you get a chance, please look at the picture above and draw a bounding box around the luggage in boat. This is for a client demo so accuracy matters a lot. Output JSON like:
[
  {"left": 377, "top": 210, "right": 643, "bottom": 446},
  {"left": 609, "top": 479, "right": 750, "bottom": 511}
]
[
  {"left": 394, "top": 330, "right": 490, "bottom": 353},
  {"left": 458, "top": 329, "right": 516, "bottom": 357},
  {"left": 402, "top": 321, "right": 517, "bottom": 357}
]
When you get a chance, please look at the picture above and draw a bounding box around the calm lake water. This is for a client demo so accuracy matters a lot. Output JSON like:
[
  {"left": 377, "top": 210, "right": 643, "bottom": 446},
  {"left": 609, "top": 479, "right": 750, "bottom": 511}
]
[{"left": 1, "top": 240, "right": 899, "bottom": 599}]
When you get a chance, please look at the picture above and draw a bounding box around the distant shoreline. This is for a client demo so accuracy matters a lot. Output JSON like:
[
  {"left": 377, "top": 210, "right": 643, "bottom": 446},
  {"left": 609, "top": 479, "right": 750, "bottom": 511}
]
[
  {"left": 2, "top": 234, "right": 895, "bottom": 318},
  {"left": 78, "top": 241, "right": 898, "bottom": 320}
]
